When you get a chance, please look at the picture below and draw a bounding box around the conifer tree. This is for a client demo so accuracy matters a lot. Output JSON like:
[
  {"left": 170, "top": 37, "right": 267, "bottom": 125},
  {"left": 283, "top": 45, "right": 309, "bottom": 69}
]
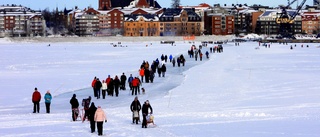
[{"left": 171, "top": 0, "right": 181, "bottom": 8}]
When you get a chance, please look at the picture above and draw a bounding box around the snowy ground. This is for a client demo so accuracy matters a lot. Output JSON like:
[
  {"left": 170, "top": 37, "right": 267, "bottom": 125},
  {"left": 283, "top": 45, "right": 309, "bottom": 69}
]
[{"left": 0, "top": 38, "right": 320, "bottom": 137}]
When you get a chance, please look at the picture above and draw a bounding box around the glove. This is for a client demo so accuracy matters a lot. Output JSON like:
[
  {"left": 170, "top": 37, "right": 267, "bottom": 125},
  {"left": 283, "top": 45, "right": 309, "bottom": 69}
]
[{"left": 105, "top": 120, "right": 107, "bottom": 123}]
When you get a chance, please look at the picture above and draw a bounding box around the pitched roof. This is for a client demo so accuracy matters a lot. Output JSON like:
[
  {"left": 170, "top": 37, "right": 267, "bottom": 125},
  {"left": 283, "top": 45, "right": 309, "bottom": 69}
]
[{"left": 125, "top": 14, "right": 159, "bottom": 21}]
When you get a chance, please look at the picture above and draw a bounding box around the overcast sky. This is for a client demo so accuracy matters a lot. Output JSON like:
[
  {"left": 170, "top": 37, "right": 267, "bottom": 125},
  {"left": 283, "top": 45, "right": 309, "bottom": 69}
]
[{"left": 0, "top": 0, "right": 315, "bottom": 11}]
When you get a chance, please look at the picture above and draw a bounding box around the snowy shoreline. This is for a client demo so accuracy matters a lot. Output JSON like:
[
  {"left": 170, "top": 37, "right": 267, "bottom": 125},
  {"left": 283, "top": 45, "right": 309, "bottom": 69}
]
[{"left": 1, "top": 35, "right": 234, "bottom": 43}]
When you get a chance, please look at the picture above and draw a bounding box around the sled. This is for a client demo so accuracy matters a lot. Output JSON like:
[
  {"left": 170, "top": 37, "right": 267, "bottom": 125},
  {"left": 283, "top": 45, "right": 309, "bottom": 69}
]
[
  {"left": 72, "top": 108, "right": 82, "bottom": 121},
  {"left": 132, "top": 110, "right": 140, "bottom": 124},
  {"left": 146, "top": 114, "right": 156, "bottom": 127}
]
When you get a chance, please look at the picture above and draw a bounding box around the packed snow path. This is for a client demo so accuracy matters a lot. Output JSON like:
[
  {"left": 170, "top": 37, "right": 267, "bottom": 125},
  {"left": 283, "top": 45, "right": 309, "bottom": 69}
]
[{"left": 0, "top": 41, "right": 320, "bottom": 137}]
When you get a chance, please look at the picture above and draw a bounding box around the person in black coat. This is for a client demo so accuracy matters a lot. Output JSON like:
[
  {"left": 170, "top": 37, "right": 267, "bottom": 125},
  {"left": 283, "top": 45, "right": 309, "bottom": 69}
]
[
  {"left": 149, "top": 69, "right": 155, "bottom": 83},
  {"left": 70, "top": 94, "right": 79, "bottom": 121},
  {"left": 94, "top": 78, "right": 102, "bottom": 99},
  {"left": 130, "top": 96, "right": 141, "bottom": 124},
  {"left": 120, "top": 73, "right": 127, "bottom": 90},
  {"left": 113, "top": 76, "right": 121, "bottom": 97},
  {"left": 88, "top": 102, "right": 97, "bottom": 133},
  {"left": 107, "top": 78, "right": 114, "bottom": 96},
  {"left": 141, "top": 100, "right": 153, "bottom": 128},
  {"left": 144, "top": 68, "right": 150, "bottom": 83},
  {"left": 161, "top": 64, "right": 166, "bottom": 77}
]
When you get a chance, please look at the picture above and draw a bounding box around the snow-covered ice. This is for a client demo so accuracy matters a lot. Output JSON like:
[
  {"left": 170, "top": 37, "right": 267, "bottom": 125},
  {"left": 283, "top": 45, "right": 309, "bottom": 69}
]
[{"left": 0, "top": 37, "right": 320, "bottom": 137}]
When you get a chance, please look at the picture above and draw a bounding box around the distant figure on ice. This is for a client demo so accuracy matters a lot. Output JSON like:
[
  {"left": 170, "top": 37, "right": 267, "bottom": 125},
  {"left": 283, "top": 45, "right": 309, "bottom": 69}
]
[
  {"left": 94, "top": 106, "right": 107, "bottom": 136},
  {"left": 132, "top": 77, "right": 139, "bottom": 95},
  {"left": 88, "top": 102, "right": 97, "bottom": 133},
  {"left": 128, "top": 74, "right": 134, "bottom": 90},
  {"left": 205, "top": 51, "right": 209, "bottom": 59},
  {"left": 142, "top": 100, "right": 153, "bottom": 128},
  {"left": 139, "top": 67, "right": 145, "bottom": 83},
  {"left": 94, "top": 78, "right": 102, "bottom": 99},
  {"left": 161, "top": 64, "right": 167, "bottom": 77},
  {"left": 101, "top": 80, "right": 107, "bottom": 99},
  {"left": 130, "top": 96, "right": 141, "bottom": 124},
  {"left": 120, "top": 72, "right": 127, "bottom": 90},
  {"left": 172, "top": 57, "right": 176, "bottom": 67},
  {"left": 32, "top": 87, "right": 41, "bottom": 113},
  {"left": 82, "top": 96, "right": 91, "bottom": 122},
  {"left": 113, "top": 75, "right": 121, "bottom": 97},
  {"left": 70, "top": 94, "right": 79, "bottom": 121},
  {"left": 91, "top": 77, "right": 97, "bottom": 97},
  {"left": 169, "top": 54, "right": 173, "bottom": 62},
  {"left": 44, "top": 90, "right": 52, "bottom": 113}
]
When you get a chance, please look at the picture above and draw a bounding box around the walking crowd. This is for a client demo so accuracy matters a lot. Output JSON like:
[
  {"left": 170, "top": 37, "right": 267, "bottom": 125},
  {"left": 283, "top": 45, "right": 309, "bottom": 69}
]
[{"left": 30, "top": 43, "right": 222, "bottom": 136}]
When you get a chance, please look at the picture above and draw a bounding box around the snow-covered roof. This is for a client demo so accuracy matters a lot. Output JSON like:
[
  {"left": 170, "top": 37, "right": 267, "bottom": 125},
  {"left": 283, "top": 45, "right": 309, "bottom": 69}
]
[
  {"left": 120, "top": 7, "right": 162, "bottom": 15},
  {"left": 125, "top": 14, "right": 159, "bottom": 21}
]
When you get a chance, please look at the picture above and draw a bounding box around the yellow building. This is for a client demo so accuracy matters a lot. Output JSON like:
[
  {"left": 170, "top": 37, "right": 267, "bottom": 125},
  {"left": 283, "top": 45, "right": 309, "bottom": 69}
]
[{"left": 124, "top": 14, "right": 160, "bottom": 36}]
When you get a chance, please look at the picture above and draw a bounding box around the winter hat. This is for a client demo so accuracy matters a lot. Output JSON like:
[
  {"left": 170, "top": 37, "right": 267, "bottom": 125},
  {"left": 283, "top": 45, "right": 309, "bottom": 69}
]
[
  {"left": 35, "top": 87, "right": 37, "bottom": 90},
  {"left": 73, "top": 94, "right": 76, "bottom": 98}
]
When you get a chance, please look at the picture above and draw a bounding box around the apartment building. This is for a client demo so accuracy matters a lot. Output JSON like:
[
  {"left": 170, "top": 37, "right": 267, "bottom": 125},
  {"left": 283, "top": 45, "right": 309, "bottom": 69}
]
[
  {"left": 0, "top": 4, "right": 46, "bottom": 37},
  {"left": 204, "top": 6, "right": 234, "bottom": 35},
  {"left": 74, "top": 8, "right": 100, "bottom": 36},
  {"left": 301, "top": 11, "right": 320, "bottom": 34},
  {"left": 159, "top": 8, "right": 202, "bottom": 36},
  {"left": 98, "top": 9, "right": 124, "bottom": 36}
]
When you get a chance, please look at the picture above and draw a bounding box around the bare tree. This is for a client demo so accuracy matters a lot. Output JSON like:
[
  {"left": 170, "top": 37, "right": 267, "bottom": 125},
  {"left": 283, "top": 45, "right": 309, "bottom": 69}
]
[{"left": 171, "top": 0, "right": 180, "bottom": 8}]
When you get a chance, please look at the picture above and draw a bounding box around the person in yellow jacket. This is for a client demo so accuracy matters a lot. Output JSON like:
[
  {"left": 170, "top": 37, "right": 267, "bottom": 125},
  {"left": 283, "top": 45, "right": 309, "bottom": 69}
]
[{"left": 94, "top": 106, "right": 107, "bottom": 136}]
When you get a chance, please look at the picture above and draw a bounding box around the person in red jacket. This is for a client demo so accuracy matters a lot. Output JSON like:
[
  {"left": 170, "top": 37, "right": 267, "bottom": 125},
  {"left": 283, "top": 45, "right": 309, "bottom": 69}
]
[
  {"left": 32, "top": 87, "right": 41, "bottom": 113},
  {"left": 91, "top": 77, "right": 97, "bottom": 97},
  {"left": 131, "top": 77, "right": 139, "bottom": 95}
]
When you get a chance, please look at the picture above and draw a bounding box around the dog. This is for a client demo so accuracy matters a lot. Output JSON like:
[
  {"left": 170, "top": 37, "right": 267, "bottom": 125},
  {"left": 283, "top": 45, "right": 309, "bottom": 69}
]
[{"left": 141, "top": 88, "right": 145, "bottom": 94}]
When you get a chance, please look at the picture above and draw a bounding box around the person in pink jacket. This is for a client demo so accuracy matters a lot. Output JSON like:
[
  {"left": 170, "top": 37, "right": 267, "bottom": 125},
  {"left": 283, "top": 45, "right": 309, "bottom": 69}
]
[{"left": 94, "top": 106, "right": 107, "bottom": 136}]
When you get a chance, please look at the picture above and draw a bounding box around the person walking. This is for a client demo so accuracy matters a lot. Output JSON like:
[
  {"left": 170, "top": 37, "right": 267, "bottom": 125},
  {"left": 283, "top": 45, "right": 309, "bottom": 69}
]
[
  {"left": 172, "top": 57, "right": 176, "bottom": 67},
  {"left": 108, "top": 78, "right": 114, "bottom": 96},
  {"left": 205, "top": 51, "right": 209, "bottom": 59},
  {"left": 32, "top": 87, "right": 41, "bottom": 113},
  {"left": 120, "top": 73, "right": 127, "bottom": 90},
  {"left": 113, "top": 75, "right": 121, "bottom": 97},
  {"left": 139, "top": 67, "right": 145, "bottom": 83},
  {"left": 101, "top": 80, "right": 107, "bottom": 99},
  {"left": 161, "top": 64, "right": 166, "bottom": 77},
  {"left": 131, "top": 77, "right": 139, "bottom": 95},
  {"left": 144, "top": 68, "right": 150, "bottom": 83},
  {"left": 88, "top": 102, "right": 97, "bottom": 133},
  {"left": 94, "top": 106, "right": 107, "bottom": 136},
  {"left": 70, "top": 94, "right": 79, "bottom": 121},
  {"left": 44, "top": 90, "right": 52, "bottom": 113},
  {"left": 130, "top": 96, "right": 141, "bottom": 124},
  {"left": 82, "top": 96, "right": 91, "bottom": 122},
  {"left": 94, "top": 78, "right": 102, "bottom": 99},
  {"left": 91, "top": 77, "right": 97, "bottom": 97},
  {"left": 142, "top": 100, "right": 153, "bottom": 128},
  {"left": 128, "top": 74, "right": 134, "bottom": 90},
  {"left": 149, "top": 69, "right": 155, "bottom": 83}
]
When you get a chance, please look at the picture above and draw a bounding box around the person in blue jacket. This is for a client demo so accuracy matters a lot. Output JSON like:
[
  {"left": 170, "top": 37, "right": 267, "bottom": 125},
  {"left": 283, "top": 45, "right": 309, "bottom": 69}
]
[{"left": 44, "top": 90, "right": 52, "bottom": 113}]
